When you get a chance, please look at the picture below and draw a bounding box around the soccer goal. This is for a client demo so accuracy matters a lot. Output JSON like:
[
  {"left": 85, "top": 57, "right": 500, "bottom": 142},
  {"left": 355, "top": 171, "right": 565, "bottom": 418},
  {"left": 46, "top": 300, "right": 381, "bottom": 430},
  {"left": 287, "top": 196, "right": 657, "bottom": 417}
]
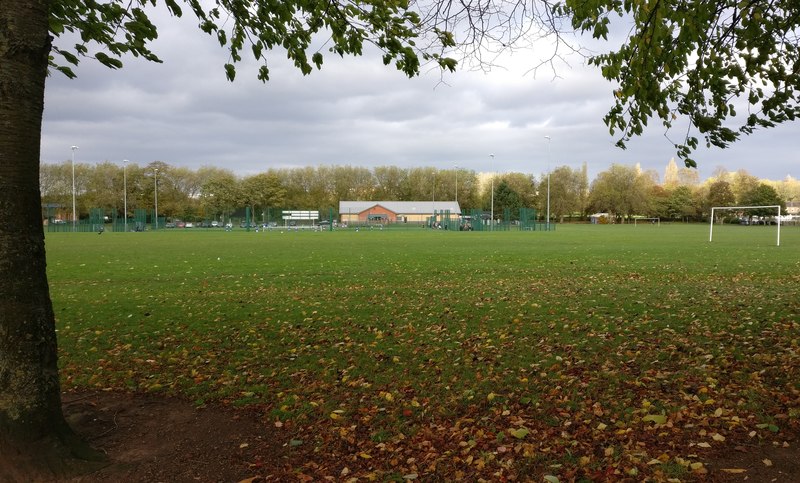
[
  {"left": 709, "top": 205, "right": 782, "bottom": 246},
  {"left": 634, "top": 217, "right": 660, "bottom": 226}
]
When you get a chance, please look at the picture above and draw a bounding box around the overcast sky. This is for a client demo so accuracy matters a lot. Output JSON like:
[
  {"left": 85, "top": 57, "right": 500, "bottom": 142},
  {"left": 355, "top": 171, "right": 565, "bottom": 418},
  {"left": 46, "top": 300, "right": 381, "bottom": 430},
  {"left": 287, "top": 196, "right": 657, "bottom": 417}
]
[{"left": 40, "top": 9, "right": 798, "bottom": 183}]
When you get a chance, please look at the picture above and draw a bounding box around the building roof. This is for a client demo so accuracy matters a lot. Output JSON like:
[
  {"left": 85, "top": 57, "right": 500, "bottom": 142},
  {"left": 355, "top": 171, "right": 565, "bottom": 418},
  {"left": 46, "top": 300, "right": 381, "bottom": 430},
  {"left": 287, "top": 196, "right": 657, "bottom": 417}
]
[{"left": 339, "top": 201, "right": 462, "bottom": 215}]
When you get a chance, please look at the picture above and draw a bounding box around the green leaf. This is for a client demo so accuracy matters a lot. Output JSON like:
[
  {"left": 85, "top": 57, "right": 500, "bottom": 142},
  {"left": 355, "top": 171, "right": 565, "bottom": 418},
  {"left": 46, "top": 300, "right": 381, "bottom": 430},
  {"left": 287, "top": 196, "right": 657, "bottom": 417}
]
[
  {"left": 224, "top": 63, "right": 236, "bottom": 81},
  {"left": 508, "top": 428, "right": 530, "bottom": 439},
  {"left": 94, "top": 52, "right": 123, "bottom": 69},
  {"left": 642, "top": 414, "right": 667, "bottom": 424}
]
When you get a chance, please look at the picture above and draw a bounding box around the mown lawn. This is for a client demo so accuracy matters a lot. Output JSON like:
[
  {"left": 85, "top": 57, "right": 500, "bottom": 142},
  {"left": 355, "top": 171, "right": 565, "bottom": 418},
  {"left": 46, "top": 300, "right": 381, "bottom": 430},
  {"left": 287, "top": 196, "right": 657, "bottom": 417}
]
[{"left": 47, "top": 224, "right": 800, "bottom": 480}]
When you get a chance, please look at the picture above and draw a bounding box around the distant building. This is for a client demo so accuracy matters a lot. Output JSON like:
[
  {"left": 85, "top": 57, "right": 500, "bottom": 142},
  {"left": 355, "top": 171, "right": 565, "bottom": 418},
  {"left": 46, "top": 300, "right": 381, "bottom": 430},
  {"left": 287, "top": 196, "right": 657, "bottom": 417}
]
[
  {"left": 786, "top": 201, "right": 800, "bottom": 216},
  {"left": 589, "top": 213, "right": 610, "bottom": 224},
  {"left": 339, "top": 201, "right": 461, "bottom": 224}
]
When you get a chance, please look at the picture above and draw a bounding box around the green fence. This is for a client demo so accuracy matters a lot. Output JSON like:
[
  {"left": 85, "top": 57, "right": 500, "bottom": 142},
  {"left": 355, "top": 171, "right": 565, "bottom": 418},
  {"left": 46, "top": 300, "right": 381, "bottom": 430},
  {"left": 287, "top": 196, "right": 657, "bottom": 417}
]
[{"left": 46, "top": 206, "right": 556, "bottom": 233}]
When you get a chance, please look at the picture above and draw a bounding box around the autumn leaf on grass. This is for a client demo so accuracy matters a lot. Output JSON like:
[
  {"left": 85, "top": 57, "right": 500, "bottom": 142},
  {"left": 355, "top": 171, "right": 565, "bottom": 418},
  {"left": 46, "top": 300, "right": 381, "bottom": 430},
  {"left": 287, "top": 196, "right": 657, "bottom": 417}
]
[
  {"left": 642, "top": 414, "right": 667, "bottom": 424},
  {"left": 508, "top": 427, "right": 529, "bottom": 439}
]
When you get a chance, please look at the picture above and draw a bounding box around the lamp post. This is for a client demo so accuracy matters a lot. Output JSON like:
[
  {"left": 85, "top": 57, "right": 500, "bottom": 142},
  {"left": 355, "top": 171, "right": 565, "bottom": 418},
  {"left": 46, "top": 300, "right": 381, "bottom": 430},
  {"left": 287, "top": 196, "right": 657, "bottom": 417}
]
[
  {"left": 432, "top": 171, "right": 436, "bottom": 226},
  {"left": 544, "top": 136, "right": 551, "bottom": 231},
  {"left": 123, "top": 160, "right": 128, "bottom": 232},
  {"left": 454, "top": 165, "right": 459, "bottom": 205},
  {"left": 71, "top": 145, "right": 78, "bottom": 231},
  {"left": 154, "top": 168, "right": 159, "bottom": 230},
  {"left": 489, "top": 154, "right": 495, "bottom": 231}
]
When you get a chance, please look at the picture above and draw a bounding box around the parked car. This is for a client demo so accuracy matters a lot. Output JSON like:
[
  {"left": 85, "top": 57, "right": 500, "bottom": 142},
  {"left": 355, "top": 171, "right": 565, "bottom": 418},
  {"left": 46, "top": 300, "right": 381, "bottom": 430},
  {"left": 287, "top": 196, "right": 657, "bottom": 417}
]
[{"left": 185, "top": 222, "right": 194, "bottom": 228}]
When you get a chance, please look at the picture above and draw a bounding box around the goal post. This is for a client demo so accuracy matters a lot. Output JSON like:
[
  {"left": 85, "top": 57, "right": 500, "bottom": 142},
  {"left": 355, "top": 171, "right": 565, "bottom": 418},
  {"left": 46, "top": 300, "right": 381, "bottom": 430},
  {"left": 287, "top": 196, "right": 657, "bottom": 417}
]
[{"left": 709, "top": 205, "right": 782, "bottom": 246}]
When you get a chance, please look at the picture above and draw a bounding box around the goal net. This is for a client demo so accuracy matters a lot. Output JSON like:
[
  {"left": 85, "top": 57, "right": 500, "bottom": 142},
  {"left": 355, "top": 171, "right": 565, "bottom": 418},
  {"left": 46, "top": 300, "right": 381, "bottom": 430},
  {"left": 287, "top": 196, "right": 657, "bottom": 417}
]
[{"left": 709, "top": 205, "right": 782, "bottom": 246}]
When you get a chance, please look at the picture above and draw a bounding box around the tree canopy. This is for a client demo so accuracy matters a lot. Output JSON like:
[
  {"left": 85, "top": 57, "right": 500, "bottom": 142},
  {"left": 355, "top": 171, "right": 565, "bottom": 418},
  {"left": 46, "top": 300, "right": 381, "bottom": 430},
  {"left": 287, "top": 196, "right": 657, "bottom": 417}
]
[{"left": 562, "top": 0, "right": 800, "bottom": 166}]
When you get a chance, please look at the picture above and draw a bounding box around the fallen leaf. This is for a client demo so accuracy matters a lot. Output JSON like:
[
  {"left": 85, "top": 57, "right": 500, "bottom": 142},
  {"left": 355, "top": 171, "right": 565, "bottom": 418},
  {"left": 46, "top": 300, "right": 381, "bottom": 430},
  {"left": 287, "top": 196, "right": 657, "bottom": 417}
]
[
  {"left": 508, "top": 428, "right": 530, "bottom": 439},
  {"left": 762, "top": 459, "right": 772, "bottom": 467},
  {"left": 642, "top": 414, "right": 667, "bottom": 424},
  {"left": 721, "top": 468, "right": 746, "bottom": 474}
]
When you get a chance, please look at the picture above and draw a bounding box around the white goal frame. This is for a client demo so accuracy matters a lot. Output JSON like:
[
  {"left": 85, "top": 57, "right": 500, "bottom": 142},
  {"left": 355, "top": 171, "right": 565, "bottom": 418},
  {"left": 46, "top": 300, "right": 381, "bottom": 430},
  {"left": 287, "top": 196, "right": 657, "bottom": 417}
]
[
  {"left": 709, "top": 205, "right": 782, "bottom": 246},
  {"left": 634, "top": 217, "right": 660, "bottom": 226}
]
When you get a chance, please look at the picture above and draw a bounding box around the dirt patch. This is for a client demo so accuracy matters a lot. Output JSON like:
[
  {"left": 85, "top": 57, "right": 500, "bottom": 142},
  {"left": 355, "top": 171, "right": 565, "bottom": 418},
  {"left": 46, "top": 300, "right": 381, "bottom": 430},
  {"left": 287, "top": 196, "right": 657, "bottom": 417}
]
[
  {"left": 705, "top": 442, "right": 800, "bottom": 482},
  {"left": 27, "top": 390, "right": 795, "bottom": 482},
  {"left": 60, "top": 390, "right": 297, "bottom": 482}
]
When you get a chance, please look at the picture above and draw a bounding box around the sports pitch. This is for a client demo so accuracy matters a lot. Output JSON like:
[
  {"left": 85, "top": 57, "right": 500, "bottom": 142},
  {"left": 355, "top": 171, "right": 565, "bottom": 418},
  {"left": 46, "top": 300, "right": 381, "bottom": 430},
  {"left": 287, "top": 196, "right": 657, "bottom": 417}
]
[{"left": 46, "top": 224, "right": 799, "bottom": 479}]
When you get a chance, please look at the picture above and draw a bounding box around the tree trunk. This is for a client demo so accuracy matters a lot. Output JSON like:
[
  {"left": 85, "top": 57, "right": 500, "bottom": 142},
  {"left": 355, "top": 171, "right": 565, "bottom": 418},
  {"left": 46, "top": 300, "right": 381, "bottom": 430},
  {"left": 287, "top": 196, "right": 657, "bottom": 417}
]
[{"left": 0, "top": 0, "right": 103, "bottom": 479}]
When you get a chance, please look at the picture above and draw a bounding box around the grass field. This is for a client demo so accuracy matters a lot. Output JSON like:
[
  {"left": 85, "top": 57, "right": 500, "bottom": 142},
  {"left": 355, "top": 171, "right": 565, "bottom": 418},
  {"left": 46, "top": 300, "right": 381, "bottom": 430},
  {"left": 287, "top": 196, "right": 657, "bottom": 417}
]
[{"left": 46, "top": 224, "right": 800, "bottom": 480}]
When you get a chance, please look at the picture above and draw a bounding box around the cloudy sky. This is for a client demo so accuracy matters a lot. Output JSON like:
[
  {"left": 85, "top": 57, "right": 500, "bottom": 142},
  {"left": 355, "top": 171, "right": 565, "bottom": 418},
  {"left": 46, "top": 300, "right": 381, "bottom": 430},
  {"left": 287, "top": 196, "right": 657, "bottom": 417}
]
[{"left": 40, "top": 8, "right": 798, "bottom": 183}]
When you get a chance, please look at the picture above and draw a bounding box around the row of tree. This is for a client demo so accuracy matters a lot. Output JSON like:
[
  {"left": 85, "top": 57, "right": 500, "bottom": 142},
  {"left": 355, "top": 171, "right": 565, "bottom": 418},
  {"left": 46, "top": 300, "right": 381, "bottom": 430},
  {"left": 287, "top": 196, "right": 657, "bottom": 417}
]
[{"left": 40, "top": 160, "right": 795, "bottom": 223}]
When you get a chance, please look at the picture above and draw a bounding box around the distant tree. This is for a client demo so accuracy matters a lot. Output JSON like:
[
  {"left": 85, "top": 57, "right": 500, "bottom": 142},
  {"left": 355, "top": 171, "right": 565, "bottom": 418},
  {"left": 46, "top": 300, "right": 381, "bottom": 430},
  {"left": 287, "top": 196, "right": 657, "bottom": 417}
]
[
  {"left": 588, "top": 164, "right": 653, "bottom": 221},
  {"left": 666, "top": 186, "right": 697, "bottom": 222},
  {"left": 677, "top": 168, "right": 700, "bottom": 187},
  {"left": 731, "top": 170, "right": 761, "bottom": 204},
  {"left": 500, "top": 173, "right": 537, "bottom": 208},
  {"left": 200, "top": 171, "right": 240, "bottom": 222},
  {"left": 492, "top": 181, "right": 522, "bottom": 221},
  {"left": 740, "top": 184, "right": 786, "bottom": 217},
  {"left": 706, "top": 180, "right": 736, "bottom": 221},
  {"left": 373, "top": 166, "right": 408, "bottom": 201},
  {"left": 664, "top": 158, "right": 679, "bottom": 188},
  {"left": 548, "top": 166, "right": 584, "bottom": 222},
  {"left": 647, "top": 185, "right": 671, "bottom": 219},
  {"left": 241, "top": 172, "right": 287, "bottom": 222},
  {"left": 39, "top": 162, "right": 72, "bottom": 218}
]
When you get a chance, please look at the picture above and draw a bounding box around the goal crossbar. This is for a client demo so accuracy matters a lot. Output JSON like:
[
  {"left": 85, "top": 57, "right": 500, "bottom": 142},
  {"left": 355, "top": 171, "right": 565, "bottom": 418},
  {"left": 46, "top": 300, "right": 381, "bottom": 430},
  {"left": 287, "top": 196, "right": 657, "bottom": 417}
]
[{"left": 709, "top": 205, "right": 782, "bottom": 246}]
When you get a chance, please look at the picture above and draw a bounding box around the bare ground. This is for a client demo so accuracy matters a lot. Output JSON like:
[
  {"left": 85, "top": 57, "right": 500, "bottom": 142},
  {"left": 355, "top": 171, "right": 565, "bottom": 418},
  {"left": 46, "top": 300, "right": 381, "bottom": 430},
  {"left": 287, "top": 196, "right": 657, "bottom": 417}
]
[{"left": 18, "top": 390, "right": 792, "bottom": 482}]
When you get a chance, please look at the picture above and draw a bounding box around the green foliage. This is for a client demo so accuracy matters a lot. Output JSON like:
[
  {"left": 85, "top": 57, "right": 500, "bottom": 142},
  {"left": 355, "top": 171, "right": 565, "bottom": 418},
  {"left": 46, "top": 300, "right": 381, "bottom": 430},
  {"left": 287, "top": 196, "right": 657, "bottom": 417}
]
[
  {"left": 706, "top": 179, "right": 735, "bottom": 210},
  {"left": 740, "top": 183, "right": 786, "bottom": 216},
  {"left": 49, "top": 0, "right": 458, "bottom": 82},
  {"left": 561, "top": 0, "right": 800, "bottom": 166},
  {"left": 47, "top": 226, "right": 800, "bottom": 480},
  {"left": 491, "top": 180, "right": 522, "bottom": 217},
  {"left": 665, "top": 185, "right": 696, "bottom": 220},
  {"left": 588, "top": 164, "right": 653, "bottom": 219}
]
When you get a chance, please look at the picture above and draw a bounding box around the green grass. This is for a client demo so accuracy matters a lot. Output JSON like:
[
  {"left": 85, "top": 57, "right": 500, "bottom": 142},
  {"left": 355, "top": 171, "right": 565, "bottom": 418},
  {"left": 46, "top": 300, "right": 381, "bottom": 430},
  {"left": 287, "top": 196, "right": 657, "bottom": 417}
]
[{"left": 46, "top": 224, "right": 800, "bottom": 479}]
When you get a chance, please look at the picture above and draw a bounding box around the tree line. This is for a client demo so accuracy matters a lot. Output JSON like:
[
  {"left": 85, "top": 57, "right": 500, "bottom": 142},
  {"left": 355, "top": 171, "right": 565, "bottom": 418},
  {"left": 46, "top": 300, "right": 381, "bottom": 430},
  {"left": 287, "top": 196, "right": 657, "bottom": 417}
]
[{"left": 41, "top": 159, "right": 796, "bottom": 223}]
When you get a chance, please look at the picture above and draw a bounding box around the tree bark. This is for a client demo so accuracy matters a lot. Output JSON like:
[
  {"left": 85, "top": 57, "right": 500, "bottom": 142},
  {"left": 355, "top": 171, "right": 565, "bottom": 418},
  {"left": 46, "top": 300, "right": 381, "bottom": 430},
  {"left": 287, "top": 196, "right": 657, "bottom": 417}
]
[{"left": 0, "top": 0, "right": 103, "bottom": 479}]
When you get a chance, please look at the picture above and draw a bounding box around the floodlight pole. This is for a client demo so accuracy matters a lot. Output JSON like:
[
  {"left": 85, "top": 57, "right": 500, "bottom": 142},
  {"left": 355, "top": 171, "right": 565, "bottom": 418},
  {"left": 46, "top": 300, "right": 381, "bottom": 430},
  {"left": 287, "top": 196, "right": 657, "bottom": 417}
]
[
  {"left": 71, "top": 145, "right": 78, "bottom": 231},
  {"left": 123, "top": 159, "right": 128, "bottom": 232},
  {"left": 489, "top": 154, "right": 494, "bottom": 231},
  {"left": 454, "top": 165, "right": 459, "bottom": 205},
  {"left": 154, "top": 168, "right": 159, "bottom": 230},
  {"left": 544, "top": 136, "right": 551, "bottom": 231}
]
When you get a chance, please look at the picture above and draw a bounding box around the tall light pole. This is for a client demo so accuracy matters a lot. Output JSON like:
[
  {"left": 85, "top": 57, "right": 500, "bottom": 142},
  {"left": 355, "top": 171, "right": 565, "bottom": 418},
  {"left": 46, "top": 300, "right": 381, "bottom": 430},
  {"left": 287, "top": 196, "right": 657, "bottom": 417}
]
[
  {"left": 154, "top": 168, "right": 159, "bottom": 230},
  {"left": 70, "top": 145, "right": 78, "bottom": 231},
  {"left": 454, "top": 165, "right": 459, "bottom": 205},
  {"left": 432, "top": 171, "right": 436, "bottom": 226},
  {"left": 123, "top": 160, "right": 128, "bottom": 232},
  {"left": 489, "top": 154, "right": 495, "bottom": 231},
  {"left": 544, "top": 136, "right": 551, "bottom": 231}
]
